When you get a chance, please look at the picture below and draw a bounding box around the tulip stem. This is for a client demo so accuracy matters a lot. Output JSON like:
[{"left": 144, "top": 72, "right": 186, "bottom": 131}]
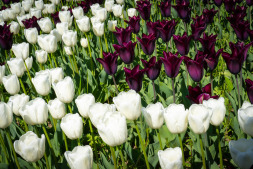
[
  {"left": 178, "top": 134, "right": 185, "bottom": 167},
  {"left": 99, "top": 36, "right": 103, "bottom": 58},
  {"left": 166, "top": 43, "right": 169, "bottom": 52},
  {"left": 67, "top": 54, "right": 75, "bottom": 76},
  {"left": 118, "top": 146, "right": 126, "bottom": 169},
  {"left": 19, "top": 77, "right": 27, "bottom": 95},
  {"left": 134, "top": 120, "right": 150, "bottom": 169},
  {"left": 183, "top": 22, "right": 187, "bottom": 34},
  {"left": 51, "top": 53, "right": 58, "bottom": 67},
  {"left": 62, "top": 132, "right": 68, "bottom": 151},
  {"left": 88, "top": 119, "right": 99, "bottom": 169},
  {"left": 24, "top": 61, "right": 36, "bottom": 94},
  {"left": 210, "top": 71, "right": 213, "bottom": 96},
  {"left": 6, "top": 129, "right": 21, "bottom": 169},
  {"left": 0, "top": 132, "right": 9, "bottom": 164},
  {"left": 68, "top": 104, "right": 73, "bottom": 114},
  {"left": 172, "top": 78, "right": 176, "bottom": 103},
  {"left": 216, "top": 126, "right": 223, "bottom": 169},
  {"left": 156, "top": 129, "right": 163, "bottom": 150},
  {"left": 104, "top": 33, "right": 109, "bottom": 52},
  {"left": 235, "top": 75, "right": 241, "bottom": 107},
  {"left": 84, "top": 32, "right": 94, "bottom": 76},
  {"left": 72, "top": 47, "right": 79, "bottom": 74},
  {"left": 47, "top": 53, "right": 54, "bottom": 68},
  {"left": 112, "top": 75, "right": 119, "bottom": 94},
  {"left": 249, "top": 7, "right": 252, "bottom": 30},
  {"left": 110, "top": 146, "right": 118, "bottom": 169},
  {"left": 199, "top": 134, "right": 206, "bottom": 169}
]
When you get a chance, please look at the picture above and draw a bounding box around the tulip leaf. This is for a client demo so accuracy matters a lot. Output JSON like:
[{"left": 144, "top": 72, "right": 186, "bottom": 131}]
[
  {"left": 101, "top": 152, "right": 114, "bottom": 169},
  {"left": 147, "top": 142, "right": 160, "bottom": 168}
]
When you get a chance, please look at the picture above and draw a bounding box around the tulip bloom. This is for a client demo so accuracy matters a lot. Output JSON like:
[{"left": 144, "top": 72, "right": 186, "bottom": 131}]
[
  {"left": 0, "top": 23, "right": 13, "bottom": 50},
  {"left": 203, "top": 49, "right": 223, "bottom": 71},
  {"left": 38, "top": 34, "right": 58, "bottom": 53},
  {"left": 12, "top": 42, "right": 29, "bottom": 60},
  {"left": 22, "top": 16, "right": 41, "bottom": 31},
  {"left": 238, "top": 101, "right": 253, "bottom": 136},
  {"left": 136, "top": 0, "right": 151, "bottom": 20},
  {"left": 125, "top": 16, "right": 140, "bottom": 34},
  {"left": 203, "top": 8, "right": 218, "bottom": 24},
  {"left": 32, "top": 72, "right": 51, "bottom": 96},
  {"left": 0, "top": 102, "right": 13, "bottom": 129},
  {"left": 213, "top": 0, "right": 222, "bottom": 7},
  {"left": 113, "top": 41, "right": 137, "bottom": 64},
  {"left": 7, "top": 58, "right": 26, "bottom": 77},
  {"left": 97, "top": 52, "right": 118, "bottom": 75},
  {"left": 158, "top": 147, "right": 183, "bottom": 169},
  {"left": 48, "top": 98, "right": 66, "bottom": 120},
  {"left": 230, "top": 20, "right": 250, "bottom": 41},
  {"left": 198, "top": 33, "right": 217, "bottom": 53},
  {"left": 51, "top": 12, "right": 61, "bottom": 25},
  {"left": 246, "top": 79, "right": 253, "bottom": 104},
  {"left": 137, "top": 33, "right": 156, "bottom": 55},
  {"left": 75, "top": 94, "right": 95, "bottom": 118},
  {"left": 8, "top": 94, "right": 29, "bottom": 116},
  {"left": 113, "top": 26, "right": 133, "bottom": 45},
  {"left": 24, "top": 28, "right": 38, "bottom": 44},
  {"left": 124, "top": 65, "right": 146, "bottom": 92},
  {"left": 146, "top": 21, "right": 161, "bottom": 39},
  {"left": 173, "top": 0, "right": 191, "bottom": 22},
  {"left": 2, "top": 74, "right": 20, "bottom": 95},
  {"left": 191, "top": 15, "right": 206, "bottom": 41},
  {"left": 141, "top": 56, "right": 162, "bottom": 81},
  {"left": 173, "top": 32, "right": 192, "bottom": 55},
  {"left": 159, "top": 1, "right": 171, "bottom": 17},
  {"left": 62, "top": 30, "right": 77, "bottom": 47},
  {"left": 247, "top": 0, "right": 253, "bottom": 6},
  {"left": 157, "top": 20, "right": 177, "bottom": 43},
  {"left": 77, "top": 1, "right": 90, "bottom": 13},
  {"left": 0, "top": 64, "right": 5, "bottom": 84},
  {"left": 224, "top": 0, "right": 236, "bottom": 13}
]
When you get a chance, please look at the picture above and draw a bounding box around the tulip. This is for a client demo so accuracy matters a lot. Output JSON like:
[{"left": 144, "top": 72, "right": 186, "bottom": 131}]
[
  {"left": 22, "top": 0, "right": 32, "bottom": 12},
  {"left": 64, "top": 145, "right": 93, "bottom": 169},
  {"left": 8, "top": 94, "right": 29, "bottom": 116},
  {"left": 157, "top": 20, "right": 177, "bottom": 42},
  {"left": 198, "top": 33, "right": 217, "bottom": 53},
  {"left": 173, "top": 0, "right": 191, "bottom": 22},
  {"left": 64, "top": 46, "right": 73, "bottom": 55},
  {"left": 246, "top": 79, "right": 253, "bottom": 104},
  {"left": 37, "top": 34, "right": 57, "bottom": 53},
  {"left": 113, "top": 41, "right": 137, "bottom": 64},
  {"left": 191, "top": 15, "right": 206, "bottom": 41},
  {"left": 112, "top": 4, "right": 123, "bottom": 17},
  {"left": 32, "top": 72, "right": 51, "bottom": 96},
  {"left": 19, "top": 98, "right": 48, "bottom": 125},
  {"left": 159, "top": 1, "right": 171, "bottom": 17},
  {"left": 0, "top": 65, "right": 5, "bottom": 84},
  {"left": 105, "top": 0, "right": 114, "bottom": 12},
  {"left": 116, "top": 0, "right": 124, "bottom": 4},
  {"left": 61, "top": 113, "right": 83, "bottom": 140},
  {"left": 229, "top": 139, "right": 253, "bottom": 169},
  {"left": 91, "top": 3, "right": 100, "bottom": 15},
  {"left": 2, "top": 0, "right": 10, "bottom": 4},
  {"left": 164, "top": 104, "right": 189, "bottom": 134},
  {"left": 97, "top": 52, "right": 118, "bottom": 75},
  {"left": 92, "top": 22, "right": 104, "bottom": 37},
  {"left": 75, "top": 94, "right": 95, "bottom": 118},
  {"left": 11, "top": 2, "right": 21, "bottom": 14},
  {"left": 146, "top": 21, "right": 161, "bottom": 39},
  {"left": 141, "top": 56, "right": 162, "bottom": 81},
  {"left": 230, "top": 20, "right": 250, "bottom": 41},
  {"left": 14, "top": 131, "right": 45, "bottom": 162},
  {"left": 80, "top": 38, "right": 88, "bottom": 48},
  {"left": 50, "top": 29, "right": 61, "bottom": 42},
  {"left": 125, "top": 16, "right": 140, "bottom": 34},
  {"left": 2, "top": 74, "right": 20, "bottom": 95},
  {"left": 94, "top": 8, "right": 107, "bottom": 22},
  {"left": 108, "top": 20, "right": 117, "bottom": 32},
  {"left": 97, "top": 111, "right": 127, "bottom": 146},
  {"left": 22, "top": 16, "right": 41, "bottom": 31},
  {"left": 50, "top": 67, "right": 64, "bottom": 84},
  {"left": 127, "top": 8, "right": 137, "bottom": 17},
  {"left": 7, "top": 58, "right": 25, "bottom": 77},
  {"left": 158, "top": 147, "right": 183, "bottom": 169},
  {"left": 0, "top": 102, "right": 13, "bottom": 129},
  {"left": 12, "top": 42, "right": 29, "bottom": 60},
  {"left": 37, "top": 17, "right": 52, "bottom": 33},
  {"left": 113, "top": 26, "right": 133, "bottom": 45},
  {"left": 90, "top": 16, "right": 100, "bottom": 25},
  {"left": 137, "top": 33, "right": 156, "bottom": 55},
  {"left": 48, "top": 98, "right": 66, "bottom": 120},
  {"left": 9, "top": 21, "right": 20, "bottom": 35},
  {"left": 0, "top": 23, "right": 13, "bottom": 50},
  {"left": 56, "top": 22, "right": 68, "bottom": 35},
  {"left": 203, "top": 49, "right": 223, "bottom": 71},
  {"left": 214, "top": 0, "right": 222, "bottom": 6},
  {"left": 203, "top": 8, "right": 218, "bottom": 24},
  {"left": 224, "top": 0, "right": 236, "bottom": 13},
  {"left": 24, "top": 28, "right": 38, "bottom": 44},
  {"left": 62, "top": 30, "right": 77, "bottom": 47},
  {"left": 247, "top": 0, "right": 253, "bottom": 5},
  {"left": 23, "top": 57, "right": 33, "bottom": 70},
  {"left": 222, "top": 42, "right": 253, "bottom": 75},
  {"left": 35, "top": 0, "right": 44, "bottom": 10},
  {"left": 136, "top": 0, "right": 151, "bottom": 20},
  {"left": 53, "top": 76, "right": 75, "bottom": 103},
  {"left": 51, "top": 12, "right": 60, "bottom": 25},
  {"left": 45, "top": 4, "right": 56, "bottom": 14},
  {"left": 77, "top": 1, "right": 90, "bottom": 14},
  {"left": 173, "top": 32, "right": 192, "bottom": 55},
  {"left": 238, "top": 101, "right": 253, "bottom": 136},
  {"left": 30, "top": 8, "right": 42, "bottom": 18},
  {"left": 59, "top": 11, "right": 73, "bottom": 28},
  {"left": 76, "top": 16, "right": 90, "bottom": 33},
  {"left": 232, "top": 6, "right": 247, "bottom": 20},
  {"left": 142, "top": 102, "right": 165, "bottom": 129},
  {"left": 35, "top": 50, "right": 47, "bottom": 64}
]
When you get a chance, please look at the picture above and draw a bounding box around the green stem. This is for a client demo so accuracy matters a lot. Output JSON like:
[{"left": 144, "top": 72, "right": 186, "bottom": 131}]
[
  {"left": 216, "top": 126, "right": 223, "bottom": 169},
  {"left": 6, "top": 129, "right": 21, "bottom": 169},
  {"left": 77, "top": 138, "right": 81, "bottom": 146},
  {"left": 172, "top": 78, "right": 176, "bottom": 103},
  {"left": 199, "top": 134, "right": 206, "bottom": 169},
  {"left": 210, "top": 71, "right": 213, "bottom": 96},
  {"left": 0, "top": 132, "right": 9, "bottom": 164},
  {"left": 110, "top": 146, "right": 117, "bottom": 169},
  {"left": 84, "top": 32, "right": 94, "bottom": 75},
  {"left": 19, "top": 77, "right": 27, "bottom": 95},
  {"left": 103, "top": 33, "right": 109, "bottom": 52},
  {"left": 134, "top": 120, "right": 150, "bottom": 169},
  {"left": 152, "top": 80, "right": 156, "bottom": 101},
  {"left": 88, "top": 119, "right": 99, "bottom": 169},
  {"left": 24, "top": 61, "right": 36, "bottom": 94},
  {"left": 62, "top": 132, "right": 69, "bottom": 151},
  {"left": 72, "top": 47, "right": 79, "bottom": 74},
  {"left": 67, "top": 54, "right": 75, "bottom": 76},
  {"left": 51, "top": 53, "right": 58, "bottom": 67},
  {"left": 68, "top": 104, "right": 73, "bottom": 114},
  {"left": 99, "top": 36, "right": 103, "bottom": 58},
  {"left": 249, "top": 7, "right": 252, "bottom": 30},
  {"left": 118, "top": 146, "right": 126, "bottom": 169},
  {"left": 112, "top": 75, "right": 119, "bottom": 94},
  {"left": 157, "top": 129, "right": 163, "bottom": 150},
  {"left": 178, "top": 134, "right": 185, "bottom": 167},
  {"left": 47, "top": 53, "right": 53, "bottom": 68},
  {"left": 235, "top": 75, "right": 241, "bottom": 107}
]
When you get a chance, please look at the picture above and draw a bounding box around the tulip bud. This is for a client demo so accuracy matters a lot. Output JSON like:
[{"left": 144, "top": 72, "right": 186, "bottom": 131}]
[
  {"left": 0, "top": 65, "right": 5, "bottom": 84},
  {"left": 12, "top": 42, "right": 29, "bottom": 60},
  {"left": 60, "top": 113, "right": 83, "bottom": 140},
  {"left": 36, "top": 50, "right": 47, "bottom": 64},
  {"left": 8, "top": 94, "right": 29, "bottom": 116},
  {"left": 50, "top": 67, "right": 64, "bottom": 84},
  {"left": 127, "top": 8, "right": 137, "bottom": 17},
  {"left": 53, "top": 76, "right": 74, "bottom": 103},
  {"left": 75, "top": 94, "right": 95, "bottom": 118},
  {"left": 113, "top": 90, "right": 141, "bottom": 120},
  {"left": 59, "top": 11, "right": 73, "bottom": 28},
  {"left": 238, "top": 101, "right": 253, "bottom": 137},
  {"left": 30, "top": 8, "right": 42, "bottom": 18},
  {"left": 188, "top": 104, "right": 212, "bottom": 134},
  {"left": 97, "top": 111, "right": 127, "bottom": 146},
  {"left": 142, "top": 102, "right": 165, "bottom": 129},
  {"left": 9, "top": 21, "right": 20, "bottom": 35},
  {"left": 62, "top": 30, "right": 77, "bottom": 47},
  {"left": 37, "top": 17, "right": 52, "bottom": 33},
  {"left": 80, "top": 38, "right": 88, "bottom": 48},
  {"left": 229, "top": 139, "right": 253, "bottom": 169},
  {"left": 0, "top": 102, "right": 13, "bottom": 129},
  {"left": 25, "top": 57, "right": 33, "bottom": 71},
  {"left": 48, "top": 98, "right": 66, "bottom": 119},
  {"left": 56, "top": 22, "right": 68, "bottom": 35},
  {"left": 112, "top": 4, "right": 123, "bottom": 17},
  {"left": 158, "top": 147, "right": 183, "bottom": 169},
  {"left": 164, "top": 104, "right": 189, "bottom": 134},
  {"left": 37, "top": 34, "right": 57, "bottom": 53},
  {"left": 105, "top": 0, "right": 114, "bottom": 12},
  {"left": 76, "top": 16, "right": 90, "bottom": 32},
  {"left": 32, "top": 72, "right": 51, "bottom": 96},
  {"left": 35, "top": 0, "right": 44, "bottom": 10},
  {"left": 2, "top": 74, "right": 20, "bottom": 95},
  {"left": 22, "top": 0, "right": 32, "bottom": 12},
  {"left": 94, "top": 8, "right": 107, "bottom": 22},
  {"left": 72, "top": 6, "right": 84, "bottom": 20},
  {"left": 108, "top": 20, "right": 117, "bottom": 32},
  {"left": 11, "top": 2, "right": 22, "bottom": 14},
  {"left": 7, "top": 58, "right": 25, "bottom": 77},
  {"left": 92, "top": 22, "right": 104, "bottom": 37},
  {"left": 64, "top": 145, "right": 93, "bottom": 169},
  {"left": 24, "top": 28, "right": 38, "bottom": 44},
  {"left": 14, "top": 131, "right": 45, "bottom": 162}
]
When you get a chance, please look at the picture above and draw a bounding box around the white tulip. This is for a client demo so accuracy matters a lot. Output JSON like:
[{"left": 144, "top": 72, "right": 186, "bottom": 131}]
[
  {"left": 108, "top": 20, "right": 117, "bottom": 32},
  {"left": 64, "top": 46, "right": 73, "bottom": 55},
  {"left": 76, "top": 16, "right": 90, "bottom": 32},
  {"left": 0, "top": 102, "right": 13, "bottom": 129},
  {"left": 75, "top": 94, "right": 95, "bottom": 118},
  {"left": 229, "top": 139, "right": 253, "bottom": 169},
  {"left": 50, "top": 29, "right": 62, "bottom": 42},
  {"left": 17, "top": 15, "right": 29, "bottom": 27},
  {"left": 127, "top": 8, "right": 137, "bottom": 17},
  {"left": 1, "top": 10, "right": 9, "bottom": 21},
  {"left": 59, "top": 11, "right": 73, "bottom": 28},
  {"left": 0, "top": 14, "right": 3, "bottom": 23},
  {"left": 62, "top": 30, "right": 77, "bottom": 47},
  {"left": 92, "top": 22, "right": 104, "bottom": 37},
  {"left": 14, "top": 131, "right": 45, "bottom": 162},
  {"left": 72, "top": 6, "right": 84, "bottom": 20},
  {"left": 164, "top": 104, "right": 189, "bottom": 134},
  {"left": 47, "top": 3, "right": 56, "bottom": 14},
  {"left": 8, "top": 94, "right": 29, "bottom": 116},
  {"left": 30, "top": 8, "right": 41, "bottom": 18},
  {"left": 90, "top": 3, "right": 100, "bottom": 15},
  {"left": 64, "top": 145, "right": 93, "bottom": 169},
  {"left": 12, "top": 42, "right": 29, "bottom": 60},
  {"left": 11, "top": 2, "right": 21, "bottom": 14},
  {"left": 60, "top": 113, "right": 83, "bottom": 140},
  {"left": 48, "top": 98, "right": 66, "bottom": 119},
  {"left": 24, "top": 28, "right": 38, "bottom": 44},
  {"left": 35, "top": 69, "right": 52, "bottom": 83},
  {"left": 36, "top": 50, "right": 47, "bottom": 64},
  {"left": 158, "top": 147, "right": 182, "bottom": 169},
  {"left": 56, "top": 22, "right": 69, "bottom": 35},
  {"left": 32, "top": 73, "right": 51, "bottom": 96},
  {"left": 25, "top": 57, "right": 33, "bottom": 71},
  {"left": 116, "top": 0, "right": 124, "bottom": 4},
  {"left": 3, "top": 9, "right": 16, "bottom": 21},
  {"left": 7, "top": 58, "right": 25, "bottom": 77},
  {"left": 105, "top": 0, "right": 114, "bottom": 12},
  {"left": 50, "top": 67, "right": 64, "bottom": 84},
  {"left": 35, "top": 0, "right": 44, "bottom": 10},
  {"left": 19, "top": 98, "right": 48, "bottom": 125},
  {"left": 50, "top": 0, "right": 60, "bottom": 5},
  {"left": 112, "top": 4, "right": 123, "bottom": 17},
  {"left": 61, "top": 6, "right": 69, "bottom": 11},
  {"left": 52, "top": 76, "right": 74, "bottom": 103},
  {"left": 188, "top": 104, "right": 212, "bottom": 134},
  {"left": 0, "top": 65, "right": 5, "bottom": 84},
  {"left": 238, "top": 101, "right": 253, "bottom": 136},
  {"left": 22, "top": 0, "right": 32, "bottom": 12},
  {"left": 94, "top": 8, "right": 107, "bottom": 22},
  {"left": 37, "top": 34, "right": 57, "bottom": 53},
  {"left": 2, "top": 74, "right": 20, "bottom": 95},
  {"left": 9, "top": 21, "right": 20, "bottom": 35},
  {"left": 113, "top": 90, "right": 141, "bottom": 120},
  {"left": 142, "top": 102, "right": 165, "bottom": 129},
  {"left": 80, "top": 38, "right": 88, "bottom": 48}
]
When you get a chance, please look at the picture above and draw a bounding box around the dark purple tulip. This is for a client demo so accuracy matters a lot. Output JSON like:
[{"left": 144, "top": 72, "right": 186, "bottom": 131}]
[
  {"left": 146, "top": 21, "right": 161, "bottom": 39},
  {"left": 224, "top": 0, "right": 236, "bottom": 13},
  {"left": 51, "top": 12, "right": 61, "bottom": 25},
  {"left": 22, "top": 16, "right": 41, "bottom": 31},
  {"left": 157, "top": 20, "right": 177, "bottom": 42},
  {"left": 0, "top": 23, "right": 13, "bottom": 50},
  {"left": 236, "top": 0, "right": 243, "bottom": 3},
  {"left": 113, "top": 27, "right": 133, "bottom": 45},
  {"left": 113, "top": 41, "right": 137, "bottom": 64},
  {"left": 191, "top": 15, "right": 207, "bottom": 41},
  {"left": 141, "top": 57, "right": 162, "bottom": 81},
  {"left": 222, "top": 42, "right": 253, "bottom": 74},
  {"left": 125, "top": 16, "right": 140, "bottom": 34},
  {"left": 246, "top": 0, "right": 253, "bottom": 6},
  {"left": 172, "top": 0, "right": 191, "bottom": 22},
  {"left": 232, "top": 5, "right": 247, "bottom": 19},
  {"left": 0, "top": 6, "right": 8, "bottom": 11},
  {"left": 230, "top": 20, "right": 250, "bottom": 41},
  {"left": 136, "top": 0, "right": 152, "bottom": 20},
  {"left": 124, "top": 65, "right": 146, "bottom": 92},
  {"left": 199, "top": 33, "right": 217, "bottom": 52},
  {"left": 203, "top": 8, "right": 218, "bottom": 24},
  {"left": 160, "top": 51, "right": 183, "bottom": 78},
  {"left": 77, "top": 1, "right": 90, "bottom": 13},
  {"left": 204, "top": 48, "right": 223, "bottom": 71},
  {"left": 183, "top": 51, "right": 206, "bottom": 82},
  {"left": 213, "top": 0, "right": 223, "bottom": 7},
  {"left": 3, "top": 0, "right": 11, "bottom": 4},
  {"left": 245, "top": 79, "right": 253, "bottom": 104},
  {"left": 173, "top": 32, "right": 192, "bottom": 55},
  {"left": 97, "top": 52, "right": 118, "bottom": 75},
  {"left": 186, "top": 84, "right": 219, "bottom": 104},
  {"left": 137, "top": 33, "right": 156, "bottom": 55},
  {"left": 248, "top": 29, "right": 253, "bottom": 41},
  {"left": 159, "top": 1, "right": 171, "bottom": 17}
]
